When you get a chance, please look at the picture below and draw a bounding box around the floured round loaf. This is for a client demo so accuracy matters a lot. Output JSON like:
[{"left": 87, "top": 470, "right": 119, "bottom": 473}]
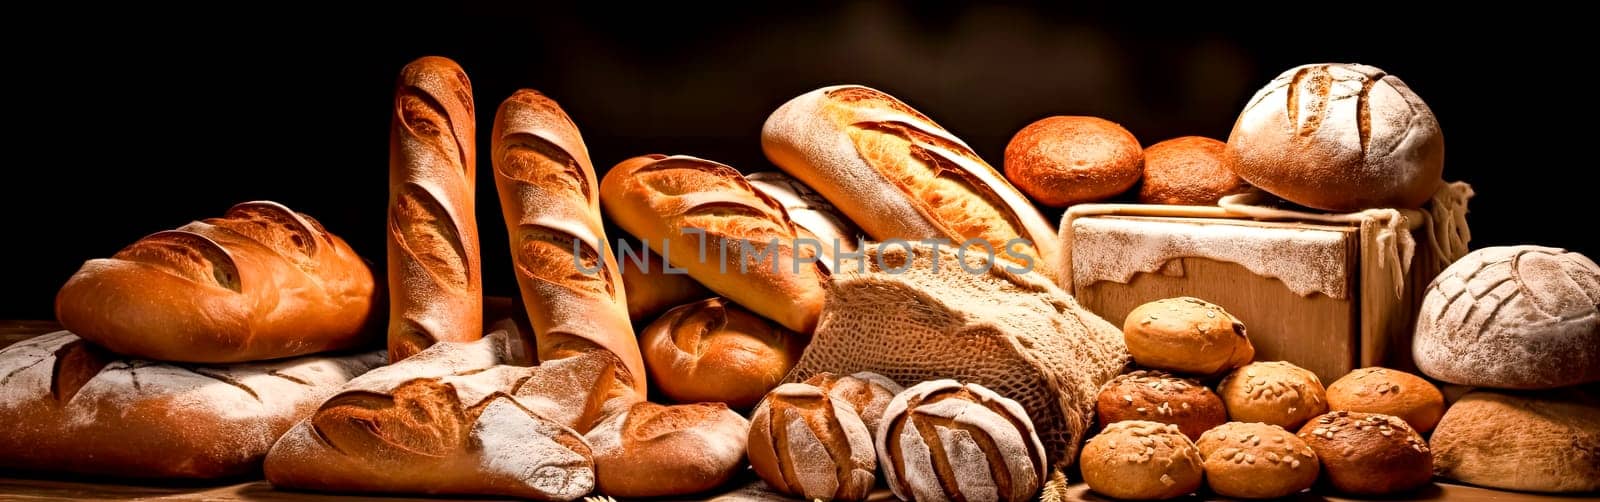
[
  {"left": 1414, "top": 245, "right": 1600, "bottom": 389},
  {"left": 1430, "top": 389, "right": 1600, "bottom": 493},
  {"left": 877, "top": 380, "right": 1048, "bottom": 502},
  {"left": 747, "top": 373, "right": 901, "bottom": 502},
  {"left": 787, "top": 241, "right": 1130, "bottom": 468}
]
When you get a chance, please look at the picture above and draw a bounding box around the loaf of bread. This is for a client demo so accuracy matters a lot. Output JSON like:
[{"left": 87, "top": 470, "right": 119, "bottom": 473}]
[
  {"left": 748, "top": 372, "right": 902, "bottom": 501},
  {"left": 1196, "top": 422, "right": 1319, "bottom": 499},
  {"left": 640, "top": 297, "right": 805, "bottom": 409},
  {"left": 1123, "top": 297, "right": 1253, "bottom": 377},
  {"left": 1004, "top": 116, "right": 1143, "bottom": 207},
  {"left": 1430, "top": 389, "right": 1600, "bottom": 493},
  {"left": 387, "top": 56, "right": 482, "bottom": 362},
  {"left": 1226, "top": 63, "right": 1444, "bottom": 211},
  {"left": 56, "top": 201, "right": 378, "bottom": 362},
  {"left": 878, "top": 380, "right": 1048, "bottom": 502},
  {"left": 0, "top": 331, "right": 381, "bottom": 478},
  {"left": 1096, "top": 370, "right": 1227, "bottom": 440},
  {"left": 747, "top": 170, "right": 864, "bottom": 264},
  {"left": 620, "top": 247, "right": 711, "bottom": 322},
  {"left": 762, "top": 85, "right": 1060, "bottom": 278},
  {"left": 1414, "top": 245, "right": 1600, "bottom": 389},
  {"left": 1138, "top": 136, "right": 1248, "bottom": 205},
  {"left": 1218, "top": 361, "right": 1327, "bottom": 430},
  {"left": 1297, "top": 411, "right": 1432, "bottom": 495},
  {"left": 1079, "top": 420, "right": 1204, "bottom": 500},
  {"left": 601, "top": 154, "right": 829, "bottom": 333},
  {"left": 585, "top": 401, "right": 749, "bottom": 497},
  {"left": 1326, "top": 367, "right": 1444, "bottom": 432}
]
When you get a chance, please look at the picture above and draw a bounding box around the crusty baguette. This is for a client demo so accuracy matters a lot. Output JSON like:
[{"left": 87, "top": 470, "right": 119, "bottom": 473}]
[
  {"left": 601, "top": 155, "right": 828, "bottom": 333},
  {"left": 387, "top": 56, "right": 482, "bottom": 362},
  {"left": 762, "top": 85, "right": 1059, "bottom": 278},
  {"left": 55, "top": 201, "right": 379, "bottom": 362}
]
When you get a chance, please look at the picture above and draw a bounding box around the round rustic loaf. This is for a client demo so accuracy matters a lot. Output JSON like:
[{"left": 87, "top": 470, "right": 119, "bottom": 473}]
[
  {"left": 1297, "top": 411, "right": 1432, "bottom": 495},
  {"left": 878, "top": 380, "right": 1047, "bottom": 502},
  {"left": 586, "top": 401, "right": 749, "bottom": 497},
  {"left": 1138, "top": 136, "right": 1248, "bottom": 205},
  {"left": 1196, "top": 422, "right": 1319, "bottom": 499},
  {"left": 1430, "top": 389, "right": 1600, "bottom": 493},
  {"left": 1326, "top": 367, "right": 1444, "bottom": 432},
  {"left": 640, "top": 297, "right": 805, "bottom": 409},
  {"left": 747, "top": 372, "right": 901, "bottom": 501},
  {"left": 1124, "top": 297, "right": 1253, "bottom": 377},
  {"left": 1217, "top": 361, "right": 1327, "bottom": 430},
  {"left": 1004, "top": 116, "right": 1143, "bottom": 207},
  {"left": 1225, "top": 63, "right": 1444, "bottom": 211},
  {"left": 1414, "top": 245, "right": 1600, "bottom": 389},
  {"left": 1079, "top": 420, "right": 1204, "bottom": 500},
  {"left": 1096, "top": 370, "right": 1226, "bottom": 440},
  {"left": 804, "top": 371, "right": 904, "bottom": 433}
]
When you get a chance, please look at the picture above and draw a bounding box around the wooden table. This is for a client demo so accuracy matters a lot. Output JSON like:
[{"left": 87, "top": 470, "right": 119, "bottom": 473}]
[{"left": 0, "top": 322, "right": 1579, "bottom": 501}]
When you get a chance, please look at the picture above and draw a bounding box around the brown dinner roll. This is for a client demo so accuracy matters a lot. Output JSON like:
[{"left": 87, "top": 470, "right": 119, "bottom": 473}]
[
  {"left": 1298, "top": 411, "right": 1432, "bottom": 495},
  {"left": 1004, "top": 116, "right": 1143, "bottom": 207},
  {"left": 1138, "top": 136, "right": 1249, "bottom": 205},
  {"left": 878, "top": 380, "right": 1047, "bottom": 502},
  {"left": 1096, "top": 370, "right": 1227, "bottom": 441},
  {"left": 1123, "top": 297, "right": 1254, "bottom": 376},
  {"left": 1431, "top": 389, "right": 1600, "bottom": 493},
  {"left": 1218, "top": 361, "right": 1327, "bottom": 430},
  {"left": 586, "top": 401, "right": 750, "bottom": 497},
  {"left": 1326, "top": 367, "right": 1445, "bottom": 433},
  {"left": 1080, "top": 421, "right": 1204, "bottom": 500},
  {"left": 747, "top": 371, "right": 903, "bottom": 502},
  {"left": 1196, "top": 422, "right": 1319, "bottom": 499},
  {"left": 640, "top": 297, "right": 806, "bottom": 409},
  {"left": 1226, "top": 63, "right": 1444, "bottom": 211}
]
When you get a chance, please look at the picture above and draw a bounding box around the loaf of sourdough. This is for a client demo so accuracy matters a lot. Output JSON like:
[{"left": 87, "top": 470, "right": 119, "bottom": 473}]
[
  {"left": 762, "top": 85, "right": 1059, "bottom": 278},
  {"left": 0, "top": 331, "right": 382, "bottom": 478},
  {"left": 55, "top": 201, "right": 378, "bottom": 362},
  {"left": 787, "top": 241, "right": 1129, "bottom": 467},
  {"left": 387, "top": 56, "right": 482, "bottom": 362},
  {"left": 1430, "top": 389, "right": 1600, "bottom": 493}
]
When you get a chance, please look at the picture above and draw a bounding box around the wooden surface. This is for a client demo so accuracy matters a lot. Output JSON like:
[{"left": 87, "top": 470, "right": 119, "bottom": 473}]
[{"left": 0, "top": 323, "right": 1576, "bottom": 501}]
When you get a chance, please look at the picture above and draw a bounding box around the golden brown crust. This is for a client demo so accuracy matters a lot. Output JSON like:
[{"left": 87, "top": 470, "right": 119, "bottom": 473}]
[
  {"left": 1004, "top": 116, "right": 1143, "bottom": 208},
  {"left": 877, "top": 380, "right": 1048, "bottom": 502},
  {"left": 55, "top": 201, "right": 378, "bottom": 362},
  {"left": 748, "top": 380, "right": 879, "bottom": 501},
  {"left": 1218, "top": 362, "right": 1327, "bottom": 430},
  {"left": 640, "top": 297, "right": 804, "bottom": 409},
  {"left": 1196, "top": 422, "right": 1319, "bottom": 498},
  {"left": 1095, "top": 370, "right": 1226, "bottom": 441},
  {"left": 1326, "top": 367, "right": 1444, "bottom": 433},
  {"left": 1079, "top": 420, "right": 1204, "bottom": 500},
  {"left": 1123, "top": 297, "right": 1254, "bottom": 377},
  {"left": 1297, "top": 411, "right": 1432, "bottom": 495},
  {"left": 586, "top": 401, "right": 749, "bottom": 497},
  {"left": 387, "top": 56, "right": 482, "bottom": 362},
  {"left": 1137, "top": 136, "right": 1248, "bottom": 205},
  {"left": 1430, "top": 389, "right": 1600, "bottom": 493},
  {"left": 619, "top": 248, "right": 711, "bottom": 322}
]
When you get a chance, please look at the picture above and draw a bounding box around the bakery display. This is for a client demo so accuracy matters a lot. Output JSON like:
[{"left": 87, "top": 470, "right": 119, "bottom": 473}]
[
  {"left": 640, "top": 297, "right": 805, "bottom": 409},
  {"left": 762, "top": 85, "right": 1060, "bottom": 277},
  {"left": 1297, "top": 411, "right": 1432, "bottom": 495},
  {"left": 0, "top": 331, "right": 382, "bottom": 478},
  {"left": 1430, "top": 389, "right": 1600, "bottom": 493},
  {"left": 1123, "top": 297, "right": 1253, "bottom": 377},
  {"left": 747, "top": 170, "right": 865, "bottom": 263},
  {"left": 1096, "top": 370, "right": 1227, "bottom": 441},
  {"left": 601, "top": 154, "right": 829, "bottom": 333},
  {"left": 1138, "top": 136, "right": 1247, "bottom": 205},
  {"left": 55, "top": 201, "right": 378, "bottom": 363},
  {"left": 1414, "top": 245, "right": 1600, "bottom": 389},
  {"left": 1226, "top": 63, "right": 1444, "bottom": 211},
  {"left": 387, "top": 56, "right": 482, "bottom": 362},
  {"left": 620, "top": 247, "right": 712, "bottom": 322},
  {"left": 1195, "top": 422, "right": 1319, "bottom": 499},
  {"left": 585, "top": 401, "right": 749, "bottom": 497},
  {"left": 1326, "top": 367, "right": 1444, "bottom": 432},
  {"left": 878, "top": 380, "right": 1048, "bottom": 502},
  {"left": 747, "top": 372, "right": 903, "bottom": 502},
  {"left": 1217, "top": 361, "right": 1327, "bottom": 430},
  {"left": 1079, "top": 420, "right": 1204, "bottom": 500},
  {"left": 1004, "top": 116, "right": 1143, "bottom": 207}
]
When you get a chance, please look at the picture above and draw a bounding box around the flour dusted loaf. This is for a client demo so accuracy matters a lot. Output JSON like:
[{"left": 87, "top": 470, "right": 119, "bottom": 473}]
[
  {"left": 1195, "top": 422, "right": 1319, "bottom": 499},
  {"left": 1430, "top": 389, "right": 1600, "bottom": 493},
  {"left": 0, "top": 331, "right": 381, "bottom": 478},
  {"left": 1079, "top": 420, "right": 1204, "bottom": 500},
  {"left": 787, "top": 241, "right": 1129, "bottom": 468},
  {"left": 1414, "top": 245, "right": 1600, "bottom": 389},
  {"left": 878, "top": 380, "right": 1048, "bottom": 502},
  {"left": 748, "top": 372, "right": 901, "bottom": 502}
]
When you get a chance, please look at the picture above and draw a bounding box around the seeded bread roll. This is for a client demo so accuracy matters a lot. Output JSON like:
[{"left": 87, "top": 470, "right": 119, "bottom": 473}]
[
  {"left": 1004, "top": 116, "right": 1144, "bottom": 207},
  {"left": 1096, "top": 370, "right": 1226, "bottom": 441},
  {"left": 640, "top": 297, "right": 805, "bottom": 409},
  {"left": 1138, "top": 136, "right": 1248, "bottom": 205},
  {"left": 1297, "top": 411, "right": 1432, "bottom": 495},
  {"left": 1195, "top": 422, "right": 1319, "bottom": 499},
  {"left": 1218, "top": 361, "right": 1327, "bottom": 430},
  {"left": 1123, "top": 297, "right": 1254, "bottom": 377},
  {"left": 746, "top": 371, "right": 902, "bottom": 502},
  {"left": 1079, "top": 420, "right": 1204, "bottom": 500},
  {"left": 878, "top": 380, "right": 1047, "bottom": 502},
  {"left": 1326, "top": 367, "right": 1445, "bottom": 433}
]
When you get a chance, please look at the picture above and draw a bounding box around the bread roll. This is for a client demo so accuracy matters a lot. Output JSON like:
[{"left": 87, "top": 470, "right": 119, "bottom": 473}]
[
  {"left": 878, "top": 380, "right": 1048, "bottom": 502},
  {"left": 1226, "top": 63, "right": 1444, "bottom": 211},
  {"left": 1326, "top": 367, "right": 1444, "bottom": 432},
  {"left": 748, "top": 376, "right": 887, "bottom": 501},
  {"left": 55, "top": 201, "right": 378, "bottom": 362},
  {"left": 0, "top": 331, "right": 381, "bottom": 478},
  {"left": 1096, "top": 370, "right": 1226, "bottom": 440},
  {"left": 585, "top": 401, "right": 749, "bottom": 497},
  {"left": 1004, "top": 116, "right": 1143, "bottom": 207},
  {"left": 1430, "top": 389, "right": 1600, "bottom": 493},
  {"left": 1195, "top": 422, "right": 1318, "bottom": 499},
  {"left": 1297, "top": 411, "right": 1432, "bottom": 495},
  {"left": 1137, "top": 136, "right": 1248, "bottom": 205},
  {"left": 1079, "top": 420, "right": 1204, "bottom": 500},
  {"left": 387, "top": 56, "right": 482, "bottom": 362},
  {"left": 1218, "top": 361, "right": 1327, "bottom": 430},
  {"left": 804, "top": 371, "right": 904, "bottom": 433},
  {"left": 1414, "top": 245, "right": 1600, "bottom": 389},
  {"left": 601, "top": 154, "right": 828, "bottom": 333},
  {"left": 620, "top": 247, "right": 711, "bottom": 322},
  {"left": 747, "top": 170, "right": 864, "bottom": 263},
  {"left": 1123, "top": 297, "right": 1253, "bottom": 377},
  {"left": 641, "top": 297, "right": 805, "bottom": 409},
  {"left": 762, "top": 85, "right": 1059, "bottom": 278}
]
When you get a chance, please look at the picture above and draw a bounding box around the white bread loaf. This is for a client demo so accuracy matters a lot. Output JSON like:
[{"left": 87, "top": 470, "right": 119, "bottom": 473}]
[{"left": 1430, "top": 389, "right": 1600, "bottom": 493}]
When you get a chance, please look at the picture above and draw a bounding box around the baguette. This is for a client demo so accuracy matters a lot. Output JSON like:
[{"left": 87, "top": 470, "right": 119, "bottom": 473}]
[{"left": 387, "top": 56, "right": 482, "bottom": 362}]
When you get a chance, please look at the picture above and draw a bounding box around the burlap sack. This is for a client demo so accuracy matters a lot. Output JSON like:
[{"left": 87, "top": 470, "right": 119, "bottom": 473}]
[{"left": 786, "top": 242, "right": 1129, "bottom": 468}]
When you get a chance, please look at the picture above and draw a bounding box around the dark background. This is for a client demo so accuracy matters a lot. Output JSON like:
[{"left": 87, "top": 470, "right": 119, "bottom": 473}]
[{"left": 5, "top": 4, "right": 1592, "bottom": 319}]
